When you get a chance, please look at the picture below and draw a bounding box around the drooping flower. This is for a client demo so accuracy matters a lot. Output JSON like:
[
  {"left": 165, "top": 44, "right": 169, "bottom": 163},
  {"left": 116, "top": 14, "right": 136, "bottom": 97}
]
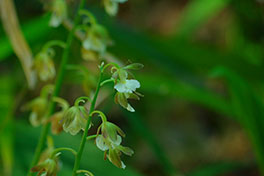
[
  {"left": 23, "top": 85, "right": 54, "bottom": 126},
  {"left": 101, "top": 121, "right": 125, "bottom": 143},
  {"left": 93, "top": 111, "right": 133, "bottom": 169},
  {"left": 95, "top": 134, "right": 133, "bottom": 169},
  {"left": 61, "top": 106, "right": 87, "bottom": 135},
  {"left": 61, "top": 97, "right": 90, "bottom": 135},
  {"left": 49, "top": 0, "right": 67, "bottom": 27},
  {"left": 34, "top": 48, "right": 56, "bottom": 81},
  {"left": 103, "top": 0, "right": 128, "bottom": 16}
]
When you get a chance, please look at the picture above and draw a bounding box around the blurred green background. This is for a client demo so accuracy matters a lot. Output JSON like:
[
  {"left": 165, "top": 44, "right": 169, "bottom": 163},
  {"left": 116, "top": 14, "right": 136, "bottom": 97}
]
[{"left": 1, "top": 0, "right": 264, "bottom": 175}]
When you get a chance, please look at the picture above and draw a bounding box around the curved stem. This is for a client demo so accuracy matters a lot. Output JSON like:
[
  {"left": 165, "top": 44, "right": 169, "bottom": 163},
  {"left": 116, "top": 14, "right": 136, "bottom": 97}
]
[
  {"left": 71, "top": 69, "right": 103, "bottom": 176},
  {"left": 42, "top": 40, "right": 66, "bottom": 51},
  {"left": 51, "top": 147, "right": 77, "bottom": 158},
  {"left": 74, "top": 96, "right": 92, "bottom": 107},
  {"left": 26, "top": 1, "right": 87, "bottom": 175},
  {"left": 77, "top": 170, "right": 94, "bottom": 176},
  {"left": 102, "top": 62, "right": 120, "bottom": 73},
  {"left": 79, "top": 9, "right": 97, "bottom": 25},
  {"left": 100, "top": 78, "right": 115, "bottom": 86},
  {"left": 90, "top": 110, "right": 107, "bottom": 123}
]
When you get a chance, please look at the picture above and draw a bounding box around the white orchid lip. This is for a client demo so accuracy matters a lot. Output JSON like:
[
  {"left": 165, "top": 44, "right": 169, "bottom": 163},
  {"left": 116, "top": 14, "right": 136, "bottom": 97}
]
[{"left": 114, "top": 79, "right": 140, "bottom": 93}]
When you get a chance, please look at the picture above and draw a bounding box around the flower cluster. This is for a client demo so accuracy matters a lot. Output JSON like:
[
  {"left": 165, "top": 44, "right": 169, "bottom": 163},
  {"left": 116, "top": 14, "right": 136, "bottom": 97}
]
[
  {"left": 25, "top": 0, "right": 145, "bottom": 175},
  {"left": 92, "top": 111, "right": 134, "bottom": 169}
]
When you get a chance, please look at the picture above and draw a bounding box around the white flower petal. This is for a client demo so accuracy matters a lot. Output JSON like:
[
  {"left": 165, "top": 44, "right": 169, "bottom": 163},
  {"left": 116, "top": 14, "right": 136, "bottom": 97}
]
[
  {"left": 29, "top": 112, "right": 39, "bottom": 126},
  {"left": 126, "top": 79, "right": 140, "bottom": 92},
  {"left": 96, "top": 135, "right": 109, "bottom": 151},
  {"left": 121, "top": 161, "right": 126, "bottom": 169},
  {"left": 114, "top": 82, "right": 127, "bottom": 93},
  {"left": 111, "top": 135, "right": 122, "bottom": 148},
  {"left": 49, "top": 14, "right": 61, "bottom": 27},
  {"left": 114, "top": 79, "right": 140, "bottom": 93},
  {"left": 104, "top": 0, "right": 118, "bottom": 16},
  {"left": 83, "top": 39, "right": 92, "bottom": 50},
  {"left": 126, "top": 104, "right": 135, "bottom": 112}
]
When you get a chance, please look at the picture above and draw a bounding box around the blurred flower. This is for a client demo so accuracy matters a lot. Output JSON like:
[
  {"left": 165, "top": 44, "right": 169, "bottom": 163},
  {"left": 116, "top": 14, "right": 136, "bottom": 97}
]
[
  {"left": 31, "top": 136, "right": 59, "bottom": 176},
  {"left": 23, "top": 85, "right": 54, "bottom": 126},
  {"left": 31, "top": 158, "right": 58, "bottom": 176},
  {"left": 34, "top": 48, "right": 56, "bottom": 81},
  {"left": 103, "top": 0, "right": 127, "bottom": 16},
  {"left": 50, "top": 97, "right": 69, "bottom": 135},
  {"left": 49, "top": 0, "right": 67, "bottom": 27},
  {"left": 81, "top": 24, "right": 109, "bottom": 61}
]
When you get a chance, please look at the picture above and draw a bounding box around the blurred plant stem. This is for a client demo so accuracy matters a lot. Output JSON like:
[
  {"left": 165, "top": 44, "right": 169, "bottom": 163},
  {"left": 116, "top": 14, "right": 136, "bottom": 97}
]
[
  {"left": 0, "top": 0, "right": 36, "bottom": 89},
  {"left": 71, "top": 68, "right": 103, "bottom": 176},
  {"left": 26, "top": 0, "right": 87, "bottom": 175}
]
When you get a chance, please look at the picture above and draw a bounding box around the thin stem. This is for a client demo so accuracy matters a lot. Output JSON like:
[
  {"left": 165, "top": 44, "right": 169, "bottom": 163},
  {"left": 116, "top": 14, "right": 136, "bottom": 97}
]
[
  {"left": 86, "top": 135, "right": 97, "bottom": 141},
  {"left": 74, "top": 96, "right": 92, "bottom": 107},
  {"left": 79, "top": 9, "right": 97, "bottom": 25},
  {"left": 51, "top": 147, "right": 77, "bottom": 158},
  {"left": 90, "top": 110, "right": 107, "bottom": 123},
  {"left": 77, "top": 170, "right": 94, "bottom": 176},
  {"left": 26, "top": 1, "right": 86, "bottom": 175},
  {"left": 72, "top": 70, "right": 103, "bottom": 176},
  {"left": 102, "top": 62, "right": 120, "bottom": 72},
  {"left": 42, "top": 40, "right": 66, "bottom": 51}
]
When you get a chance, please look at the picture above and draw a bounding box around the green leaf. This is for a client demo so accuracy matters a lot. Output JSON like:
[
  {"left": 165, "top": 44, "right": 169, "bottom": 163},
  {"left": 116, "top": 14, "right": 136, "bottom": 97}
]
[
  {"left": 176, "top": 0, "right": 229, "bottom": 38},
  {"left": 211, "top": 66, "right": 264, "bottom": 174}
]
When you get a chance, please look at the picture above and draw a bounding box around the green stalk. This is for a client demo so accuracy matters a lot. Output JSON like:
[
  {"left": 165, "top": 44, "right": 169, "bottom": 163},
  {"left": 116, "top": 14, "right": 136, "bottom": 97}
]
[
  {"left": 27, "top": 0, "right": 86, "bottom": 175},
  {"left": 71, "top": 69, "right": 103, "bottom": 176}
]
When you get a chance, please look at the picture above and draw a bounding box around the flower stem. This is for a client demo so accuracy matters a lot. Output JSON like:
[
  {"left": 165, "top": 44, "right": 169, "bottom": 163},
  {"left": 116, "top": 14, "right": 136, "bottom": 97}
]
[
  {"left": 86, "top": 134, "right": 97, "bottom": 141},
  {"left": 42, "top": 40, "right": 66, "bottom": 51},
  {"left": 71, "top": 69, "right": 103, "bottom": 176},
  {"left": 51, "top": 147, "right": 77, "bottom": 158},
  {"left": 26, "top": 0, "right": 86, "bottom": 175}
]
